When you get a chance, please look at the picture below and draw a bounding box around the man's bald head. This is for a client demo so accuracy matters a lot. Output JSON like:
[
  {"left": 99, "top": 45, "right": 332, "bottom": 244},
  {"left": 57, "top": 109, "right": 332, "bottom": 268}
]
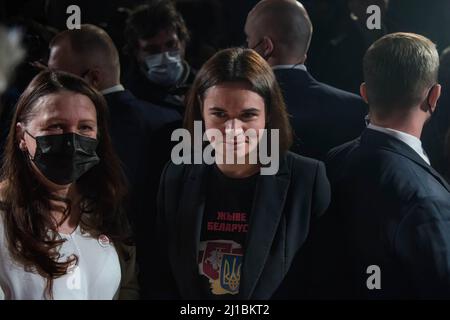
[
  {"left": 245, "top": 0, "right": 312, "bottom": 64},
  {"left": 48, "top": 24, "right": 120, "bottom": 90}
]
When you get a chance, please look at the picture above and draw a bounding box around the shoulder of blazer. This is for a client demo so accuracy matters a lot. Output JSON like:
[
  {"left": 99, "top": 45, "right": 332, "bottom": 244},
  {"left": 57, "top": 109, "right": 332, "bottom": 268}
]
[
  {"left": 160, "top": 161, "right": 205, "bottom": 199},
  {"left": 162, "top": 153, "right": 325, "bottom": 194},
  {"left": 284, "top": 151, "right": 323, "bottom": 178}
]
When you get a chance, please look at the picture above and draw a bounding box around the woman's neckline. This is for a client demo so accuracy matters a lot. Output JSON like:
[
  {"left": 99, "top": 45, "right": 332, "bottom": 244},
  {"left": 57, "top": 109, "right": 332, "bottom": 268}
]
[
  {"left": 213, "top": 163, "right": 260, "bottom": 180},
  {"left": 58, "top": 224, "right": 81, "bottom": 237}
]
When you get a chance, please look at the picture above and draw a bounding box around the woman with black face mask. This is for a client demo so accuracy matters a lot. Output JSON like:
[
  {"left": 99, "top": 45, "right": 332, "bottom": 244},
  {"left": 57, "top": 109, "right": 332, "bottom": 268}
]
[{"left": 0, "top": 71, "right": 138, "bottom": 300}]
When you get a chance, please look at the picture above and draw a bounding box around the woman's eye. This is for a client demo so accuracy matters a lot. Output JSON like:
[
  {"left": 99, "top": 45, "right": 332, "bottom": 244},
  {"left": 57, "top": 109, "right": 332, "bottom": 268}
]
[
  {"left": 212, "top": 112, "right": 227, "bottom": 118},
  {"left": 47, "top": 124, "right": 63, "bottom": 130},
  {"left": 241, "top": 112, "right": 258, "bottom": 120},
  {"left": 80, "top": 125, "right": 93, "bottom": 131}
]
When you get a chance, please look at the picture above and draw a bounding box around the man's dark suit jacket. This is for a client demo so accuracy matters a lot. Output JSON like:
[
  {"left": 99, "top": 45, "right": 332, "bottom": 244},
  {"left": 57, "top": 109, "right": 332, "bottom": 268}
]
[
  {"left": 124, "top": 62, "right": 194, "bottom": 115},
  {"left": 145, "top": 151, "right": 331, "bottom": 299},
  {"left": 324, "top": 128, "right": 450, "bottom": 299},
  {"left": 104, "top": 89, "right": 181, "bottom": 228},
  {"left": 274, "top": 68, "right": 368, "bottom": 160}
]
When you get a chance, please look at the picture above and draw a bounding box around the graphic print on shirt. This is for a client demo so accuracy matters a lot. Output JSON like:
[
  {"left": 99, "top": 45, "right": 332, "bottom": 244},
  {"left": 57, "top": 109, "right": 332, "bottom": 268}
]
[
  {"left": 199, "top": 165, "right": 257, "bottom": 297},
  {"left": 198, "top": 240, "right": 243, "bottom": 295}
]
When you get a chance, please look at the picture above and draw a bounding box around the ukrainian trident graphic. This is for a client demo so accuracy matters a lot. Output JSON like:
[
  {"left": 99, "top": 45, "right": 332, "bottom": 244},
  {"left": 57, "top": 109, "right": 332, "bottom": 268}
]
[{"left": 198, "top": 240, "right": 243, "bottom": 295}]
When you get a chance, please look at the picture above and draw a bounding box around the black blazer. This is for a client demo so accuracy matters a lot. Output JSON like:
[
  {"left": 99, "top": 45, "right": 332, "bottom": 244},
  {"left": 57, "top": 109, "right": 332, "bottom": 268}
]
[
  {"left": 146, "top": 151, "right": 331, "bottom": 299},
  {"left": 324, "top": 128, "right": 450, "bottom": 299},
  {"left": 274, "top": 68, "right": 368, "bottom": 160},
  {"left": 104, "top": 89, "right": 181, "bottom": 226}
]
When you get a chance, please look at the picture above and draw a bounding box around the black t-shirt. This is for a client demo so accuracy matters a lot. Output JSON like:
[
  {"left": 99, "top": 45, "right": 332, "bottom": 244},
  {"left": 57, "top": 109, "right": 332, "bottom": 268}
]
[{"left": 198, "top": 164, "right": 259, "bottom": 299}]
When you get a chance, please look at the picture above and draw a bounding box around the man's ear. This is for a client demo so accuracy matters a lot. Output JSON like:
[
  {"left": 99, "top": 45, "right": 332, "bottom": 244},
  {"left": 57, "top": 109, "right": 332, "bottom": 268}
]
[
  {"left": 360, "top": 82, "right": 369, "bottom": 104},
  {"left": 420, "top": 84, "right": 441, "bottom": 113},
  {"left": 428, "top": 84, "right": 441, "bottom": 112},
  {"left": 263, "top": 36, "right": 274, "bottom": 59},
  {"left": 16, "top": 122, "right": 27, "bottom": 151},
  {"left": 84, "top": 68, "right": 101, "bottom": 89}
]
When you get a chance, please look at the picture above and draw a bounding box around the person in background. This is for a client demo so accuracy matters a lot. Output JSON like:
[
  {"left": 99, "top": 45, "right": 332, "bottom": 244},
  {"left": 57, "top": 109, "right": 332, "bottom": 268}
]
[
  {"left": 422, "top": 46, "right": 450, "bottom": 181},
  {"left": 244, "top": 0, "right": 368, "bottom": 160},
  {"left": 326, "top": 33, "right": 450, "bottom": 299},
  {"left": 0, "top": 26, "right": 25, "bottom": 96},
  {"left": 0, "top": 71, "right": 138, "bottom": 299},
  {"left": 124, "top": 0, "right": 195, "bottom": 115},
  {"left": 0, "top": 20, "right": 54, "bottom": 162},
  {"left": 308, "top": 0, "right": 390, "bottom": 94}
]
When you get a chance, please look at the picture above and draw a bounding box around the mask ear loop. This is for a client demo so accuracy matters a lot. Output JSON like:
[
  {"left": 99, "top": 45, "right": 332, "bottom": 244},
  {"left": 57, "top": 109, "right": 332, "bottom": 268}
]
[{"left": 22, "top": 130, "right": 36, "bottom": 161}]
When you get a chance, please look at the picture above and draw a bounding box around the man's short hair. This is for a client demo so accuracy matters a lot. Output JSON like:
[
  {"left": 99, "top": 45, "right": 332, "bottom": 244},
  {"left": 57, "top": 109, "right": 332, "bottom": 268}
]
[
  {"left": 124, "top": 0, "right": 189, "bottom": 55},
  {"left": 49, "top": 24, "right": 119, "bottom": 70},
  {"left": 249, "top": 0, "right": 313, "bottom": 59},
  {"left": 363, "top": 32, "right": 439, "bottom": 116}
]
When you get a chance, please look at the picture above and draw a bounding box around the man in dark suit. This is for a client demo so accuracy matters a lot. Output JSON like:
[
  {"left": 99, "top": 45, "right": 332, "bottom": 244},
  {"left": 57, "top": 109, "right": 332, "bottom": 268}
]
[
  {"left": 244, "top": 0, "right": 368, "bottom": 160},
  {"left": 325, "top": 33, "right": 450, "bottom": 299},
  {"left": 47, "top": 25, "right": 181, "bottom": 258}
]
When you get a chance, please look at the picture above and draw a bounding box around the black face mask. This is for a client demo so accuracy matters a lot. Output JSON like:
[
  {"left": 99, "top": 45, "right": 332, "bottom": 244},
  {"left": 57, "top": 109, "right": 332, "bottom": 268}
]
[{"left": 26, "top": 131, "right": 100, "bottom": 185}]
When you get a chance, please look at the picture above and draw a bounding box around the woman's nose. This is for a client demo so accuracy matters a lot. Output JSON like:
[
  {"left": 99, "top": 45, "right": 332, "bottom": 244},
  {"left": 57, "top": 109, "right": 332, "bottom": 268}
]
[{"left": 225, "top": 118, "right": 244, "bottom": 131}]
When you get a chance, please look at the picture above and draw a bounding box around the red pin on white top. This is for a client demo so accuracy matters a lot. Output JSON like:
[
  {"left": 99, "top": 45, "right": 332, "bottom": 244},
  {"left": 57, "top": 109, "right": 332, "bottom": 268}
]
[{"left": 98, "top": 234, "right": 110, "bottom": 247}]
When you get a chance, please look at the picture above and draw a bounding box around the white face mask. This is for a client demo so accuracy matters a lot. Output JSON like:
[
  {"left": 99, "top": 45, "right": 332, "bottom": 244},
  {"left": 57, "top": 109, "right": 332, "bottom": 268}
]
[{"left": 142, "top": 50, "right": 184, "bottom": 87}]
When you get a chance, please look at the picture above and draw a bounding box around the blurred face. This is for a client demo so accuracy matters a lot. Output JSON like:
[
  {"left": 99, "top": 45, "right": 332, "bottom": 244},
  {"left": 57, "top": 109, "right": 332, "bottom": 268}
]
[
  {"left": 135, "top": 29, "right": 184, "bottom": 64},
  {"left": 17, "top": 90, "right": 98, "bottom": 188},
  {"left": 202, "top": 82, "right": 266, "bottom": 162}
]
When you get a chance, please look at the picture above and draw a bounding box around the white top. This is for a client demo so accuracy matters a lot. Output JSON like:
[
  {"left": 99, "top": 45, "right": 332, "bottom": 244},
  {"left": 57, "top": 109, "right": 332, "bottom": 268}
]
[
  {"left": 367, "top": 123, "right": 430, "bottom": 165},
  {"left": 100, "top": 84, "right": 125, "bottom": 95},
  {"left": 0, "top": 214, "right": 121, "bottom": 300}
]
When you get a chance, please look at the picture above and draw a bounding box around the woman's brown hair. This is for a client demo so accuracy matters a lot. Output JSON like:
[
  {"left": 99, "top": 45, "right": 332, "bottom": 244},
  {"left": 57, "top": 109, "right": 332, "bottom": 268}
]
[
  {"left": 184, "top": 47, "right": 293, "bottom": 154},
  {"left": 1, "top": 71, "right": 130, "bottom": 298}
]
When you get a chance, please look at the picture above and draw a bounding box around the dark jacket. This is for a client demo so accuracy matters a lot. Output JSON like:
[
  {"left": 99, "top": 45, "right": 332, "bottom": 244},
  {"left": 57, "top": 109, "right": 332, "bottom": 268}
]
[
  {"left": 146, "top": 151, "right": 331, "bottom": 299},
  {"left": 104, "top": 89, "right": 181, "bottom": 228},
  {"left": 274, "top": 68, "right": 368, "bottom": 160},
  {"left": 123, "top": 61, "right": 194, "bottom": 115},
  {"left": 324, "top": 128, "right": 450, "bottom": 299},
  {"left": 421, "top": 92, "right": 450, "bottom": 181}
]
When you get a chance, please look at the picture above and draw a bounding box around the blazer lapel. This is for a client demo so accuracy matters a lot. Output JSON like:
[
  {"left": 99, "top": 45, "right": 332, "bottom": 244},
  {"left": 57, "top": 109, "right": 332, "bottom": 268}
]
[
  {"left": 238, "top": 156, "right": 291, "bottom": 299},
  {"left": 173, "top": 164, "right": 209, "bottom": 299}
]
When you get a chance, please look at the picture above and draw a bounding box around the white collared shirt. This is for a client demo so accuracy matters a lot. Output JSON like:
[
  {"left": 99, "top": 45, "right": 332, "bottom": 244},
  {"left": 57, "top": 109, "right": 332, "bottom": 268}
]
[
  {"left": 272, "top": 64, "right": 307, "bottom": 71},
  {"left": 367, "top": 123, "right": 430, "bottom": 165},
  {"left": 101, "top": 84, "right": 125, "bottom": 95}
]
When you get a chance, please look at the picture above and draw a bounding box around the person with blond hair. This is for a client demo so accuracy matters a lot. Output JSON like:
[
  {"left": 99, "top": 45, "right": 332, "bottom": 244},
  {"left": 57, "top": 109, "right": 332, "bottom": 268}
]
[{"left": 326, "top": 33, "right": 450, "bottom": 299}]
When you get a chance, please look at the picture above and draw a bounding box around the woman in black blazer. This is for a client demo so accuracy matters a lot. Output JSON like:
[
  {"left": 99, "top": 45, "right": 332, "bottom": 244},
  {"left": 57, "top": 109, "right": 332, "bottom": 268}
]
[{"left": 147, "top": 48, "right": 330, "bottom": 299}]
